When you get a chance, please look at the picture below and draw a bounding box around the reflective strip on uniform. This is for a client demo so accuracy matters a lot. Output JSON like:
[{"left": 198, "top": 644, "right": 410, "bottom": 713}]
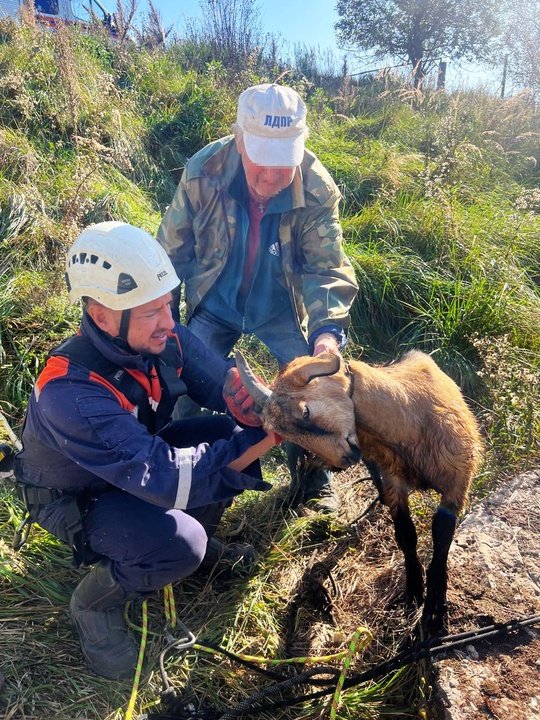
[{"left": 173, "top": 448, "right": 193, "bottom": 509}]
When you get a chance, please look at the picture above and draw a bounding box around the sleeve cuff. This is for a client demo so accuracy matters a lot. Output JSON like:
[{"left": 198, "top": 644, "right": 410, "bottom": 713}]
[{"left": 308, "top": 325, "right": 347, "bottom": 354}]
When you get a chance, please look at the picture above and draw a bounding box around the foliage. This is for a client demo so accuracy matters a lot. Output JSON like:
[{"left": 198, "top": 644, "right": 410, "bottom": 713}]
[
  {"left": 184, "top": 0, "right": 267, "bottom": 73},
  {"left": 502, "top": 0, "right": 540, "bottom": 96},
  {"left": 335, "top": 0, "right": 501, "bottom": 87}
]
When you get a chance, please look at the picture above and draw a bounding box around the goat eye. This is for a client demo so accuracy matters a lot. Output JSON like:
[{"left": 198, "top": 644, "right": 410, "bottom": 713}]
[{"left": 302, "top": 405, "right": 310, "bottom": 420}]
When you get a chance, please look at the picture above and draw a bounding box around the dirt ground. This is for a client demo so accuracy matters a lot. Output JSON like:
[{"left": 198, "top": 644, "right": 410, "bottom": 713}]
[
  {"left": 433, "top": 469, "right": 540, "bottom": 720},
  {"left": 281, "top": 466, "right": 540, "bottom": 719}
]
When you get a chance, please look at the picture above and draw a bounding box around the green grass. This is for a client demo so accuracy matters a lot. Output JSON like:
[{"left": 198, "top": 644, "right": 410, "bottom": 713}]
[
  {"left": 1, "top": 468, "right": 425, "bottom": 720},
  {"left": 0, "top": 18, "right": 539, "bottom": 720}
]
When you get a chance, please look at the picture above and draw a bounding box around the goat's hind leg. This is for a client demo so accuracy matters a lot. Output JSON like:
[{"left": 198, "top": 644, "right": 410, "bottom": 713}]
[{"left": 422, "top": 504, "right": 457, "bottom": 636}]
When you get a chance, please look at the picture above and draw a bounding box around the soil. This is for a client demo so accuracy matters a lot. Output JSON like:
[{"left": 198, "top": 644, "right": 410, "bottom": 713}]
[
  {"left": 432, "top": 469, "right": 540, "bottom": 720},
  {"left": 274, "top": 466, "right": 540, "bottom": 719}
]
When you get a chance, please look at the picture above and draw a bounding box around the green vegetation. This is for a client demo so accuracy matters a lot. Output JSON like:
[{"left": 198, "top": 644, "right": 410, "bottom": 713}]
[{"left": 0, "top": 17, "right": 539, "bottom": 720}]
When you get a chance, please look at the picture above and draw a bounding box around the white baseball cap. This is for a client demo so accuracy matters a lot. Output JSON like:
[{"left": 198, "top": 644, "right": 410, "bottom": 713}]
[{"left": 236, "top": 83, "right": 307, "bottom": 167}]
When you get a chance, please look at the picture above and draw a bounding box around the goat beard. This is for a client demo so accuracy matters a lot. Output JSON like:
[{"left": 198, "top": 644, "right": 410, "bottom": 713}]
[{"left": 299, "top": 453, "right": 343, "bottom": 474}]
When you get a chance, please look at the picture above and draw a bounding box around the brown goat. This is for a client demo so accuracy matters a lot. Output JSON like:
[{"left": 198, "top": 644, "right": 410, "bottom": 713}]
[{"left": 236, "top": 349, "right": 483, "bottom": 635}]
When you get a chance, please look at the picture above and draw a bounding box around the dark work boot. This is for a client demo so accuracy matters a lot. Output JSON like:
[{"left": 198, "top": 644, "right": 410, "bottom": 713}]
[
  {"left": 69, "top": 560, "right": 139, "bottom": 679},
  {"left": 302, "top": 469, "right": 340, "bottom": 513},
  {"left": 200, "top": 537, "right": 257, "bottom": 575}
]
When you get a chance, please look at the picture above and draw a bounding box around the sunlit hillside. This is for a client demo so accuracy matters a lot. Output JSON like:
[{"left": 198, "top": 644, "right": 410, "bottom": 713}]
[{"left": 0, "top": 16, "right": 539, "bottom": 720}]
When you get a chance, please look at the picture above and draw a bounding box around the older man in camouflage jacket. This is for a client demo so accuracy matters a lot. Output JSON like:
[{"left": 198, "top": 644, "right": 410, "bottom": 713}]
[{"left": 157, "top": 83, "right": 358, "bottom": 512}]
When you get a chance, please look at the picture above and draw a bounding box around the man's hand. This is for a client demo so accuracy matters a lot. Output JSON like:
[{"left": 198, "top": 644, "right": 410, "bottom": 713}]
[
  {"left": 313, "top": 333, "right": 340, "bottom": 356},
  {"left": 223, "top": 367, "right": 263, "bottom": 427}
]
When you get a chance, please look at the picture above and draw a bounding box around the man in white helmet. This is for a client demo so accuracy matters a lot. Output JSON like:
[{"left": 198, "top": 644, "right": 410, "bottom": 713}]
[{"left": 14, "top": 221, "right": 278, "bottom": 680}]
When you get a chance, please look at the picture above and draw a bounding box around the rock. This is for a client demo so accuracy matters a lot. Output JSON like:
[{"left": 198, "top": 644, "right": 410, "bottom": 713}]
[{"left": 432, "top": 470, "right": 540, "bottom": 720}]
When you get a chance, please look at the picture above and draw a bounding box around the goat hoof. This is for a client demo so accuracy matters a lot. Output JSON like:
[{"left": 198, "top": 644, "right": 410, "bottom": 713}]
[
  {"left": 421, "top": 605, "right": 448, "bottom": 637},
  {"left": 405, "top": 587, "right": 424, "bottom": 609}
]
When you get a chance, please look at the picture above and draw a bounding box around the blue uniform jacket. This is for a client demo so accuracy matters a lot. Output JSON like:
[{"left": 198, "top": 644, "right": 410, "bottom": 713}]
[{"left": 16, "top": 314, "right": 269, "bottom": 510}]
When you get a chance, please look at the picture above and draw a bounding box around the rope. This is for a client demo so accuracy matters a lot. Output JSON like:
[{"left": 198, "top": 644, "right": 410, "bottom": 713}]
[
  {"left": 124, "top": 584, "right": 179, "bottom": 719},
  {"left": 194, "top": 640, "right": 367, "bottom": 667},
  {"left": 124, "top": 583, "right": 540, "bottom": 720},
  {"left": 123, "top": 585, "right": 373, "bottom": 718},
  {"left": 163, "top": 583, "right": 177, "bottom": 628},
  {"left": 125, "top": 598, "right": 149, "bottom": 720},
  {"left": 212, "top": 613, "right": 540, "bottom": 718},
  {"left": 329, "top": 626, "right": 372, "bottom": 719},
  {"left": 217, "top": 666, "right": 342, "bottom": 720}
]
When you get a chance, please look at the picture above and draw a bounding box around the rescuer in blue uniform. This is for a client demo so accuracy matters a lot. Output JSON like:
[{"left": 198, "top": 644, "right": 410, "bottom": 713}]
[{"left": 14, "top": 221, "right": 278, "bottom": 679}]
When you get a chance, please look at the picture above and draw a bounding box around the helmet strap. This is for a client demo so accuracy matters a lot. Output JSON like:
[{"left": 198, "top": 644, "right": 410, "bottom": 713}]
[{"left": 119, "top": 308, "right": 131, "bottom": 343}]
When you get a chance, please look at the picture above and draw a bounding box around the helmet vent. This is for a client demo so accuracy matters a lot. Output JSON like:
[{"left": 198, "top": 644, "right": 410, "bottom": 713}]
[{"left": 103, "top": 260, "right": 112, "bottom": 269}]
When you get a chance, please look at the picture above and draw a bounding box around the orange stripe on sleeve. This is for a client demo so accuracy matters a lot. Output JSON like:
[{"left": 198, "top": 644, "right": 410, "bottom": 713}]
[{"left": 36, "top": 357, "right": 70, "bottom": 395}]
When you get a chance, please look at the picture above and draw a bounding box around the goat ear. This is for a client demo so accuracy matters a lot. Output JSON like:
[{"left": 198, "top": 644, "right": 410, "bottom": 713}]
[{"left": 299, "top": 353, "right": 341, "bottom": 385}]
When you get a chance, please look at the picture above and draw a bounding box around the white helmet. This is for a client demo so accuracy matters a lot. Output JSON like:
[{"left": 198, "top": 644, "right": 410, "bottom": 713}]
[{"left": 65, "top": 221, "right": 180, "bottom": 311}]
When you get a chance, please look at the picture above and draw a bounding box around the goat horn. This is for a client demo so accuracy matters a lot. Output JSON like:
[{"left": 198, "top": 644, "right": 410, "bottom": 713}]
[{"left": 235, "top": 351, "right": 272, "bottom": 412}]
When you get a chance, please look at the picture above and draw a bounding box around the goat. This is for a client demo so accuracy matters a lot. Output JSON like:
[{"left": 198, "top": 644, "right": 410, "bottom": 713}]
[{"left": 235, "top": 349, "right": 483, "bottom": 635}]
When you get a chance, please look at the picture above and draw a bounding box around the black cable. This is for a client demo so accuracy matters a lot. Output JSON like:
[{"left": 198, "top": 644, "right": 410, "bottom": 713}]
[
  {"left": 143, "top": 614, "right": 540, "bottom": 720},
  {"left": 217, "top": 666, "right": 341, "bottom": 720},
  {"left": 216, "top": 613, "right": 540, "bottom": 718}
]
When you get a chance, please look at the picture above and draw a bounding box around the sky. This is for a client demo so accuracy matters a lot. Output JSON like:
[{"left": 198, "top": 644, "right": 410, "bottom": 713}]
[
  {"left": 134, "top": 0, "right": 504, "bottom": 92},
  {"left": 139, "top": 0, "right": 346, "bottom": 59}
]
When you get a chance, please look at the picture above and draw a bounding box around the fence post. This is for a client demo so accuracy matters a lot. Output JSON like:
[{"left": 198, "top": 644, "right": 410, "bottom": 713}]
[
  {"left": 437, "top": 61, "right": 447, "bottom": 90},
  {"left": 501, "top": 54, "right": 509, "bottom": 99}
]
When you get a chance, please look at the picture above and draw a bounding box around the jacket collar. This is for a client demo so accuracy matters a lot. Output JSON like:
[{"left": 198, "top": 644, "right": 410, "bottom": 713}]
[{"left": 80, "top": 312, "right": 151, "bottom": 373}]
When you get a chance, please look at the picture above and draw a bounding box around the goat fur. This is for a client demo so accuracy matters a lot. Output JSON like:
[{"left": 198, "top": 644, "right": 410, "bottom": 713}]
[{"left": 237, "top": 349, "right": 483, "bottom": 634}]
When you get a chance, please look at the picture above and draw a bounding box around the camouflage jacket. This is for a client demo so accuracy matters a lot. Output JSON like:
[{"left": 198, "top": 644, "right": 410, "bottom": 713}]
[{"left": 157, "top": 136, "right": 358, "bottom": 340}]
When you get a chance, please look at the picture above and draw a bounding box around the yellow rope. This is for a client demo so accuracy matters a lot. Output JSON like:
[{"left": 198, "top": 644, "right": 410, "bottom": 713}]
[
  {"left": 123, "top": 583, "right": 176, "bottom": 720},
  {"left": 192, "top": 642, "right": 359, "bottom": 666},
  {"left": 163, "top": 582, "right": 177, "bottom": 628},
  {"left": 126, "top": 598, "right": 370, "bottom": 668},
  {"left": 329, "top": 626, "right": 372, "bottom": 719},
  {"left": 124, "top": 597, "right": 149, "bottom": 720},
  {"left": 122, "top": 584, "right": 372, "bottom": 719}
]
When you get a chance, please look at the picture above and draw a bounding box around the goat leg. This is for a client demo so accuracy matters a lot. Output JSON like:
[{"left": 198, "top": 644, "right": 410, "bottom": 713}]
[
  {"left": 421, "top": 505, "right": 457, "bottom": 636},
  {"left": 363, "top": 457, "right": 384, "bottom": 500},
  {"left": 391, "top": 503, "right": 424, "bottom": 607}
]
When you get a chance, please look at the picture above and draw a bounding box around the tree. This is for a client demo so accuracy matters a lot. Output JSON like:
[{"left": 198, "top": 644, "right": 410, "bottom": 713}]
[
  {"left": 335, "top": 0, "right": 501, "bottom": 87},
  {"left": 502, "top": 0, "right": 540, "bottom": 95}
]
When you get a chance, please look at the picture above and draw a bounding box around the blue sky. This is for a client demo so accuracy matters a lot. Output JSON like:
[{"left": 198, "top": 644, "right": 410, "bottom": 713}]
[
  {"left": 134, "top": 0, "right": 503, "bottom": 92},
  {"left": 139, "top": 0, "right": 349, "bottom": 60}
]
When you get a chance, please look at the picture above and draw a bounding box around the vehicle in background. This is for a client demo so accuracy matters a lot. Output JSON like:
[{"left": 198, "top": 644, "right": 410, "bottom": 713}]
[{"left": 0, "top": 0, "right": 116, "bottom": 36}]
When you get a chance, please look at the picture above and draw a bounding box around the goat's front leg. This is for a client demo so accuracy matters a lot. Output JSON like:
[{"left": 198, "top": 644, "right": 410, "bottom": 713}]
[
  {"left": 390, "top": 501, "right": 424, "bottom": 607},
  {"left": 422, "top": 505, "right": 457, "bottom": 636},
  {"left": 364, "top": 458, "right": 384, "bottom": 500}
]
